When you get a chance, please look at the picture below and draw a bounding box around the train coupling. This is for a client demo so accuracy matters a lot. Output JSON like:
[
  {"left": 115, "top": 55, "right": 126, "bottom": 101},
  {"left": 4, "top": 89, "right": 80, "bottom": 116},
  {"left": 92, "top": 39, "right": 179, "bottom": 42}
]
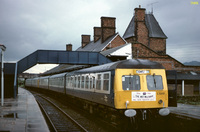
[{"left": 159, "top": 108, "right": 170, "bottom": 116}]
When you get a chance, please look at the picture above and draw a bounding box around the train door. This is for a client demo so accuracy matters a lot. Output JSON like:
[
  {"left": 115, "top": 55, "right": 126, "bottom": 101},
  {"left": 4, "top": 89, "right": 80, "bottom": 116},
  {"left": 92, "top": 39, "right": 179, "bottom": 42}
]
[{"left": 166, "top": 70, "right": 177, "bottom": 107}]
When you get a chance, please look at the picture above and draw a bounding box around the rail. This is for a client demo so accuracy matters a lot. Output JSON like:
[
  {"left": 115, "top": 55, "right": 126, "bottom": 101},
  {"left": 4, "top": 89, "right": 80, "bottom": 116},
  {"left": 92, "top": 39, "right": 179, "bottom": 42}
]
[{"left": 34, "top": 93, "right": 88, "bottom": 132}]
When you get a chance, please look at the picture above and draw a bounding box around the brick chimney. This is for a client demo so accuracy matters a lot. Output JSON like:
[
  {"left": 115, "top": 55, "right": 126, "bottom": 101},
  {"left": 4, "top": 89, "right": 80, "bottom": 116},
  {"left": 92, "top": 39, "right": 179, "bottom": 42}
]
[
  {"left": 81, "top": 35, "right": 90, "bottom": 48},
  {"left": 101, "top": 17, "right": 116, "bottom": 43},
  {"left": 66, "top": 44, "right": 72, "bottom": 51},
  {"left": 134, "top": 6, "right": 149, "bottom": 46},
  {"left": 93, "top": 27, "right": 101, "bottom": 42}
]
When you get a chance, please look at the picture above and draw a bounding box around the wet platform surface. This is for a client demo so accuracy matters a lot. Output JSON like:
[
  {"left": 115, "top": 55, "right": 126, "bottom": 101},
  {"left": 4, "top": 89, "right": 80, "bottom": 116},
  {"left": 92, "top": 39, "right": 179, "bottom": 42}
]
[
  {"left": 0, "top": 87, "right": 49, "bottom": 132},
  {"left": 169, "top": 103, "right": 200, "bottom": 119}
]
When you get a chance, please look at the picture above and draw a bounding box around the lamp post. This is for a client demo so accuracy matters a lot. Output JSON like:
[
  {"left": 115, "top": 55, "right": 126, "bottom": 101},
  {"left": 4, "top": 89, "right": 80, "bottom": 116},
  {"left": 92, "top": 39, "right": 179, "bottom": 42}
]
[{"left": 0, "top": 44, "right": 6, "bottom": 106}]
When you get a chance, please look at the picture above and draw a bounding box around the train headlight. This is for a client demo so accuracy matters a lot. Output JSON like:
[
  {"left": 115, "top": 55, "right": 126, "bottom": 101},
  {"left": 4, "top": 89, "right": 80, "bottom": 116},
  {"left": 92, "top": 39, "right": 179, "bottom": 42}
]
[
  {"left": 159, "top": 108, "right": 170, "bottom": 116},
  {"left": 124, "top": 109, "right": 136, "bottom": 117}
]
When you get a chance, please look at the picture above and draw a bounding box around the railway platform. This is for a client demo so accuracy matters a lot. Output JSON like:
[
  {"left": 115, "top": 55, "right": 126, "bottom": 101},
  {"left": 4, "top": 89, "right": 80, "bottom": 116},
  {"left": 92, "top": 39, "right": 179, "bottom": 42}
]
[
  {"left": 0, "top": 87, "right": 49, "bottom": 132},
  {"left": 169, "top": 103, "right": 200, "bottom": 120}
]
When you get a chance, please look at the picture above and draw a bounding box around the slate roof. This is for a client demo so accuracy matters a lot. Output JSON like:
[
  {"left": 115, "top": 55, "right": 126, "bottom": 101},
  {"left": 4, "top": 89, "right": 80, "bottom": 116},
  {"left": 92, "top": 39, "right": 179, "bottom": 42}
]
[
  {"left": 77, "top": 33, "right": 119, "bottom": 52},
  {"left": 167, "top": 72, "right": 200, "bottom": 81},
  {"left": 123, "top": 14, "right": 167, "bottom": 39}
]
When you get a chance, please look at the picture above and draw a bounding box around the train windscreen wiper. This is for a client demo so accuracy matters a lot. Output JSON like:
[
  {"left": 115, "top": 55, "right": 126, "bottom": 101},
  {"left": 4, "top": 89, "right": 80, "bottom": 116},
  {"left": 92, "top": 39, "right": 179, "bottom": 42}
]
[{"left": 153, "top": 73, "right": 157, "bottom": 88}]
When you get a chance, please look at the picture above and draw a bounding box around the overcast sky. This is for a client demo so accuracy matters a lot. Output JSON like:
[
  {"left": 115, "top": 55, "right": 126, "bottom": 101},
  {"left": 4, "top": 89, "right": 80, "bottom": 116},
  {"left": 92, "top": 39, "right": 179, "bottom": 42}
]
[{"left": 0, "top": 0, "right": 200, "bottom": 73}]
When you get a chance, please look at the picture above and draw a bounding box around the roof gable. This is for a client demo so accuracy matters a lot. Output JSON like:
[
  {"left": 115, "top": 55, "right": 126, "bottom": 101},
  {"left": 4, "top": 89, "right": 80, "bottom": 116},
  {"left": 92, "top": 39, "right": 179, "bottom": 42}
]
[{"left": 77, "top": 33, "right": 122, "bottom": 52}]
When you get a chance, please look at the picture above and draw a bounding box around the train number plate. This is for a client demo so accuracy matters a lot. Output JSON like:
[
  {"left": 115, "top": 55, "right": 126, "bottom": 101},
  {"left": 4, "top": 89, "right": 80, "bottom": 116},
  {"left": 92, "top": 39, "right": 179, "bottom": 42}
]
[{"left": 132, "top": 92, "right": 156, "bottom": 101}]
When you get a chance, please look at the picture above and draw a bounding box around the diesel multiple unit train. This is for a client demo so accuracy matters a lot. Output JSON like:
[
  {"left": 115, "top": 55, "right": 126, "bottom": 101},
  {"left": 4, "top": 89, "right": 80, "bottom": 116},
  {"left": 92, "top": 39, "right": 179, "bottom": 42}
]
[{"left": 25, "top": 59, "right": 171, "bottom": 125}]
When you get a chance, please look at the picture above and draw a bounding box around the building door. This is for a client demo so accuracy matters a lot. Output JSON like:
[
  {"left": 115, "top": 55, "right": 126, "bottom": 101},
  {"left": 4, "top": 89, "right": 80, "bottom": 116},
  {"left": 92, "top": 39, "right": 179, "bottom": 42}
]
[{"left": 166, "top": 70, "right": 177, "bottom": 107}]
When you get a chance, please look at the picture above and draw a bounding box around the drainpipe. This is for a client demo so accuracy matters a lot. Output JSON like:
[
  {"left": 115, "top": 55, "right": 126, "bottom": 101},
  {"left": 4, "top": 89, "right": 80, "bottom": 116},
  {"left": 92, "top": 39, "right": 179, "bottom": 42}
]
[
  {"left": 0, "top": 44, "right": 6, "bottom": 106},
  {"left": 182, "top": 80, "right": 184, "bottom": 96}
]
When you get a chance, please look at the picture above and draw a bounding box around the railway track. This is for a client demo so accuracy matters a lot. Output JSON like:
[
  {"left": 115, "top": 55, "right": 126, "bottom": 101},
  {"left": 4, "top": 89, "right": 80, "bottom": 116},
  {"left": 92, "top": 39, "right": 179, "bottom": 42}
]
[{"left": 34, "top": 94, "right": 88, "bottom": 132}]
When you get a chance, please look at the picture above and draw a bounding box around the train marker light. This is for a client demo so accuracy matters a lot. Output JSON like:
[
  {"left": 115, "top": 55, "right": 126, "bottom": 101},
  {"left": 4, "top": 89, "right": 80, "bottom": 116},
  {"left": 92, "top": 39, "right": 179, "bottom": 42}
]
[
  {"left": 159, "top": 108, "right": 170, "bottom": 116},
  {"left": 124, "top": 109, "right": 136, "bottom": 117}
]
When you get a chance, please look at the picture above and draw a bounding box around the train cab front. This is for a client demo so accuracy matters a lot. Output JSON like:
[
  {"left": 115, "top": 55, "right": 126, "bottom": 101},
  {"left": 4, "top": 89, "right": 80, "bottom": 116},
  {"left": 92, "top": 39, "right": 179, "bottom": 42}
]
[{"left": 114, "top": 69, "right": 170, "bottom": 119}]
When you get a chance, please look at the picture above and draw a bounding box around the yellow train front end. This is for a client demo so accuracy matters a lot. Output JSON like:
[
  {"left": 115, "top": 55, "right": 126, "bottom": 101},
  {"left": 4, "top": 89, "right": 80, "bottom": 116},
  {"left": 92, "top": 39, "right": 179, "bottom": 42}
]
[{"left": 114, "top": 68, "right": 170, "bottom": 117}]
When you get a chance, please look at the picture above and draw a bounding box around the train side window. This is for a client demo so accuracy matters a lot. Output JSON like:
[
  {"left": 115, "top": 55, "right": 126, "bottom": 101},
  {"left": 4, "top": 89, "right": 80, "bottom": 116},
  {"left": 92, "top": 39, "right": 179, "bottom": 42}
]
[
  {"left": 85, "top": 75, "right": 89, "bottom": 89},
  {"left": 103, "top": 73, "right": 110, "bottom": 91},
  {"left": 70, "top": 77, "right": 72, "bottom": 87},
  {"left": 90, "top": 74, "right": 95, "bottom": 89},
  {"left": 122, "top": 75, "right": 140, "bottom": 90},
  {"left": 66, "top": 76, "right": 69, "bottom": 87},
  {"left": 146, "top": 75, "right": 163, "bottom": 90},
  {"left": 81, "top": 75, "right": 85, "bottom": 89},
  {"left": 73, "top": 76, "right": 77, "bottom": 88},
  {"left": 77, "top": 75, "right": 81, "bottom": 88},
  {"left": 96, "top": 74, "right": 102, "bottom": 90}
]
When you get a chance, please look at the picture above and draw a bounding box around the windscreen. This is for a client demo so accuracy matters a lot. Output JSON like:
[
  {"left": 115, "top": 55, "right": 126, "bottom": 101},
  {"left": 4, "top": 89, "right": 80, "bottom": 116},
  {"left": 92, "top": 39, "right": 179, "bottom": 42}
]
[
  {"left": 122, "top": 75, "right": 140, "bottom": 90},
  {"left": 146, "top": 75, "right": 163, "bottom": 90}
]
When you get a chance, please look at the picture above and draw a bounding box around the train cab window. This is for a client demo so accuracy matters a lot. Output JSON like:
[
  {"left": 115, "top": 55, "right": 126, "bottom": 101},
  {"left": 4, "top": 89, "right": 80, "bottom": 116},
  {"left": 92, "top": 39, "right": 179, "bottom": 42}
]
[
  {"left": 146, "top": 75, "right": 163, "bottom": 90},
  {"left": 96, "top": 74, "right": 102, "bottom": 90},
  {"left": 122, "top": 75, "right": 140, "bottom": 90},
  {"left": 103, "top": 73, "right": 109, "bottom": 91}
]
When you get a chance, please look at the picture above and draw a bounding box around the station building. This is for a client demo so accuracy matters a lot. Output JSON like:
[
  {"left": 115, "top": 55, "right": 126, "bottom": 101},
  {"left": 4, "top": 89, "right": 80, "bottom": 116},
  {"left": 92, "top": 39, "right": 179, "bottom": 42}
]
[{"left": 38, "top": 6, "right": 200, "bottom": 96}]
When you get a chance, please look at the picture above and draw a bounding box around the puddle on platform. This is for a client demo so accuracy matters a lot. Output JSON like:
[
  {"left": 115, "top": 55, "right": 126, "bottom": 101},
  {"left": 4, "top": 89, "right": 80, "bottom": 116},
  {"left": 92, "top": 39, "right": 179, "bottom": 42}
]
[{"left": 2, "top": 113, "right": 18, "bottom": 119}]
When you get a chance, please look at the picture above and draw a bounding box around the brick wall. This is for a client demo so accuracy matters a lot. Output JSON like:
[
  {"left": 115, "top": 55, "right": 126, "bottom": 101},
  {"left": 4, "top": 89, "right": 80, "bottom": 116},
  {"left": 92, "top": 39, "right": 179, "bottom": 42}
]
[
  {"left": 134, "top": 8, "right": 149, "bottom": 46},
  {"left": 104, "top": 35, "right": 126, "bottom": 51},
  {"left": 177, "top": 84, "right": 194, "bottom": 96},
  {"left": 81, "top": 35, "right": 90, "bottom": 48},
  {"left": 132, "top": 42, "right": 200, "bottom": 71},
  {"left": 134, "top": 8, "right": 145, "bottom": 21},
  {"left": 101, "top": 17, "right": 116, "bottom": 43},
  {"left": 94, "top": 27, "right": 101, "bottom": 42},
  {"left": 136, "top": 22, "right": 149, "bottom": 46},
  {"left": 149, "top": 38, "right": 166, "bottom": 54}
]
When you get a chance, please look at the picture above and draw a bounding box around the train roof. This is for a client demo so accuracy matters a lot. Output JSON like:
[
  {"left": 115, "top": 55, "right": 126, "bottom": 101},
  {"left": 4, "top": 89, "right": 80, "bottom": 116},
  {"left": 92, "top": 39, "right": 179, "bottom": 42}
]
[{"left": 75, "top": 59, "right": 164, "bottom": 73}]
